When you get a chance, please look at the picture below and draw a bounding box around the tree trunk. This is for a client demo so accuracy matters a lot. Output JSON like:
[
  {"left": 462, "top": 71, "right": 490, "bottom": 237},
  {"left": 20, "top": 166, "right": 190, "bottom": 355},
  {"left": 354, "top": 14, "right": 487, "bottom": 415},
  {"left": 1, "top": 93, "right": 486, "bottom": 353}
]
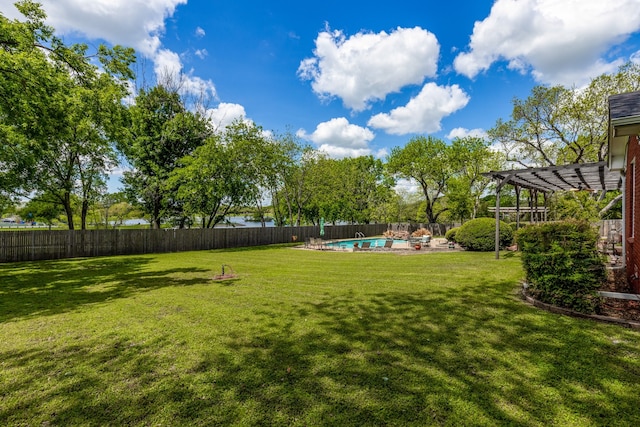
[
  {"left": 80, "top": 199, "right": 89, "bottom": 230},
  {"left": 63, "top": 193, "right": 75, "bottom": 230},
  {"left": 599, "top": 194, "right": 623, "bottom": 217}
]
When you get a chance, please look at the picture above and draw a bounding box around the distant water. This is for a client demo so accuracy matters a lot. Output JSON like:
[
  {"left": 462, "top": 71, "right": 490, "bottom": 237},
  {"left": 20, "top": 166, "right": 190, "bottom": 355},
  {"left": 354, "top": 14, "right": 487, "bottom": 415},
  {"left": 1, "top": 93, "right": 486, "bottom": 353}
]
[{"left": 113, "top": 217, "right": 275, "bottom": 228}]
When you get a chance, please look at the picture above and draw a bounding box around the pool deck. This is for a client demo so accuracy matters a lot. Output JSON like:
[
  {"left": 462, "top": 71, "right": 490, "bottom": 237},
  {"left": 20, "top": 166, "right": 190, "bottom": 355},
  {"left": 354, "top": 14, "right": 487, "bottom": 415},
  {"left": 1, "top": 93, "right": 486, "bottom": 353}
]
[{"left": 302, "top": 237, "right": 460, "bottom": 252}]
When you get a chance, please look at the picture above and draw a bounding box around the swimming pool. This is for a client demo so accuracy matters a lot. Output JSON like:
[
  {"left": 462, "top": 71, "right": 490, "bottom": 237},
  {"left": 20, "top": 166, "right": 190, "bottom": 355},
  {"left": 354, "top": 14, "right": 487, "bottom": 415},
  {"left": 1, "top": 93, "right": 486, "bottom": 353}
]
[{"left": 324, "top": 238, "right": 408, "bottom": 249}]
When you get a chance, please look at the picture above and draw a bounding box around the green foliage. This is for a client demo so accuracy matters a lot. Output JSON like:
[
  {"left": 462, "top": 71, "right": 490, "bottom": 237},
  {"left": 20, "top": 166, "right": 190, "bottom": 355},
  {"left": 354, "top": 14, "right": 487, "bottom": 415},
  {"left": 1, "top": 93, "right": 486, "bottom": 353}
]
[
  {"left": 19, "top": 194, "right": 63, "bottom": 228},
  {"left": 168, "top": 130, "right": 246, "bottom": 228},
  {"left": 516, "top": 221, "right": 606, "bottom": 313},
  {"left": 455, "top": 218, "right": 513, "bottom": 251},
  {"left": 122, "top": 85, "right": 210, "bottom": 228},
  {"left": 490, "top": 62, "right": 640, "bottom": 167},
  {"left": 386, "top": 136, "right": 452, "bottom": 223},
  {"left": 445, "top": 226, "right": 459, "bottom": 243},
  {"left": 552, "top": 191, "right": 600, "bottom": 221},
  {"left": 0, "top": 1, "right": 135, "bottom": 229}
]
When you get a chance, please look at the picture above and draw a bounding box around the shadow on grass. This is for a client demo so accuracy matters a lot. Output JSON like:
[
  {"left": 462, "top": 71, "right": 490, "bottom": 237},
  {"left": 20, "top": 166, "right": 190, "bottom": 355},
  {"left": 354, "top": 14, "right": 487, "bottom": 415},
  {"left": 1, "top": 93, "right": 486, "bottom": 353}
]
[
  {"left": 0, "top": 257, "right": 209, "bottom": 323},
  {"left": 202, "top": 283, "right": 640, "bottom": 425},
  {"left": 1, "top": 267, "right": 639, "bottom": 425}
]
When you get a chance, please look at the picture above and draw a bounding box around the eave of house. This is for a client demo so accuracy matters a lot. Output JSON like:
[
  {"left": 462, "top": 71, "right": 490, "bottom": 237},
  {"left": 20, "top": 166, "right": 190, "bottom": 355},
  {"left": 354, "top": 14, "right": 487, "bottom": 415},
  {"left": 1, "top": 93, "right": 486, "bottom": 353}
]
[{"left": 608, "top": 92, "right": 640, "bottom": 171}]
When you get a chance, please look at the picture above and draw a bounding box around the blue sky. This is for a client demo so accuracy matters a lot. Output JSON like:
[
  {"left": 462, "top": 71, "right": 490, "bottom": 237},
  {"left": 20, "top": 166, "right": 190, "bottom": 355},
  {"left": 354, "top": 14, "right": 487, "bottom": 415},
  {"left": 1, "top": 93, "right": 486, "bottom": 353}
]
[{"left": 3, "top": 0, "right": 640, "bottom": 183}]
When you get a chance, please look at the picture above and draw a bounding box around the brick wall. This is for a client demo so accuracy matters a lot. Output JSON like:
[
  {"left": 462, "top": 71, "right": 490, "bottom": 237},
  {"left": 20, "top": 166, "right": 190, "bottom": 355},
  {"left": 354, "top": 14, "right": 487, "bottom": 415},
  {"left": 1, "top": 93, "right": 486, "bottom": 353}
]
[{"left": 625, "top": 135, "right": 640, "bottom": 293}]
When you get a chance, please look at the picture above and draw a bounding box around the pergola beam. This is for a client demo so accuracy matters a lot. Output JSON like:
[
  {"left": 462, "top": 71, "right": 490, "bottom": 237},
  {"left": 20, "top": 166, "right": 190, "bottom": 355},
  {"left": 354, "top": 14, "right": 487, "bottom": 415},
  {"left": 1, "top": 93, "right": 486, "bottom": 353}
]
[{"left": 484, "top": 161, "right": 622, "bottom": 260}]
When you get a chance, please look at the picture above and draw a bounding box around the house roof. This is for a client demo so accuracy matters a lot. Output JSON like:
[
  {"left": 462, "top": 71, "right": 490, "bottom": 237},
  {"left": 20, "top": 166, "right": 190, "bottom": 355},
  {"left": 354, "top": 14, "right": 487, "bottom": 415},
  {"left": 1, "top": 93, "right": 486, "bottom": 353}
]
[
  {"left": 483, "top": 161, "right": 622, "bottom": 193},
  {"left": 610, "top": 91, "right": 640, "bottom": 122},
  {"left": 609, "top": 90, "right": 640, "bottom": 170}
]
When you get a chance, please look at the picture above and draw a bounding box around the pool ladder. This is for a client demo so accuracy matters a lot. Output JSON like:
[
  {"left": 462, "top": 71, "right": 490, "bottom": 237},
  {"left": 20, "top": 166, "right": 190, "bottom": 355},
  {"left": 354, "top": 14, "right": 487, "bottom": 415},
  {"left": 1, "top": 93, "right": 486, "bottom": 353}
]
[{"left": 355, "top": 231, "right": 365, "bottom": 238}]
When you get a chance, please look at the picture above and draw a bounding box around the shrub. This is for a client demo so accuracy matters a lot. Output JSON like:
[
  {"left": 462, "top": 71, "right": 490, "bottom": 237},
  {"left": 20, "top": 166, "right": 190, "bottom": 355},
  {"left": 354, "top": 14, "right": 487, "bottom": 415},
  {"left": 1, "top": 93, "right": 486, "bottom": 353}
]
[
  {"left": 445, "top": 227, "right": 459, "bottom": 243},
  {"left": 516, "top": 220, "right": 605, "bottom": 314},
  {"left": 508, "top": 222, "right": 526, "bottom": 230},
  {"left": 455, "top": 218, "right": 513, "bottom": 251}
]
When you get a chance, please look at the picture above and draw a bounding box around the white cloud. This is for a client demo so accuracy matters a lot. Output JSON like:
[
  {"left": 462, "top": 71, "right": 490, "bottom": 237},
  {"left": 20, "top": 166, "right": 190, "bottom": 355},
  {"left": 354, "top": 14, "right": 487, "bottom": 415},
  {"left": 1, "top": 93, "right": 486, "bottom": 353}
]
[
  {"left": 454, "top": 0, "right": 640, "bottom": 86},
  {"left": 195, "top": 26, "right": 206, "bottom": 38},
  {"left": 298, "top": 26, "right": 440, "bottom": 112},
  {"left": 367, "top": 83, "right": 469, "bottom": 135},
  {"left": 194, "top": 49, "right": 208, "bottom": 59},
  {"left": 1, "top": 1, "right": 217, "bottom": 99},
  {"left": 18, "top": 0, "right": 188, "bottom": 57},
  {"left": 154, "top": 48, "right": 183, "bottom": 76},
  {"left": 297, "top": 117, "right": 375, "bottom": 158},
  {"left": 153, "top": 49, "right": 216, "bottom": 98},
  {"left": 446, "top": 127, "right": 487, "bottom": 140},
  {"left": 205, "top": 103, "right": 250, "bottom": 131}
]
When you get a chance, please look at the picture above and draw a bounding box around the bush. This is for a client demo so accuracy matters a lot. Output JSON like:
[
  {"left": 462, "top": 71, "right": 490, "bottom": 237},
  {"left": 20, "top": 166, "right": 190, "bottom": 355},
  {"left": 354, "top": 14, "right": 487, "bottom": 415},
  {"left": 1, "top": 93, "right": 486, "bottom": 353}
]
[
  {"left": 445, "top": 227, "right": 459, "bottom": 243},
  {"left": 455, "top": 218, "right": 513, "bottom": 251},
  {"left": 516, "top": 220, "right": 605, "bottom": 314}
]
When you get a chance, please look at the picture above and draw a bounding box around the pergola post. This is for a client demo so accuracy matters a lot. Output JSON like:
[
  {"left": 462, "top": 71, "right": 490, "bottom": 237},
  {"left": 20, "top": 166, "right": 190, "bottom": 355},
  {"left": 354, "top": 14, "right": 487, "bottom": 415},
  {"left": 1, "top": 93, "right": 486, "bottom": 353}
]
[
  {"left": 493, "top": 174, "right": 513, "bottom": 260},
  {"left": 495, "top": 185, "right": 501, "bottom": 259},
  {"left": 515, "top": 186, "right": 521, "bottom": 229}
]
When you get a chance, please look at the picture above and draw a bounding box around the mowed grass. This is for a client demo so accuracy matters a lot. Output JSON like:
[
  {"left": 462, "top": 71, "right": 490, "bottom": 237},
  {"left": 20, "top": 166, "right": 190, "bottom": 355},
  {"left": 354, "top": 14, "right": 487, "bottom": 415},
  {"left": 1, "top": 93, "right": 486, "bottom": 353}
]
[{"left": 1, "top": 247, "right": 639, "bottom": 426}]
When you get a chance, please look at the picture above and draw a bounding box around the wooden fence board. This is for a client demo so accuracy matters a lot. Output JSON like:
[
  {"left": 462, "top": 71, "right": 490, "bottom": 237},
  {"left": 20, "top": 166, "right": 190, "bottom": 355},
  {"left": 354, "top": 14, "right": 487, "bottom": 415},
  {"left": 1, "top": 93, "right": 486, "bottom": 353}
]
[{"left": 0, "top": 223, "right": 390, "bottom": 263}]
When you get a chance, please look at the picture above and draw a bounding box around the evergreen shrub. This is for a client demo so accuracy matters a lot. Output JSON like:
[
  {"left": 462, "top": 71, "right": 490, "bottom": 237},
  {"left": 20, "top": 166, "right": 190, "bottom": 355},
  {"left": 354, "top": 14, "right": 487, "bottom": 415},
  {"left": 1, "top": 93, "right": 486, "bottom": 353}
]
[
  {"left": 516, "top": 220, "right": 606, "bottom": 313},
  {"left": 445, "top": 227, "right": 459, "bottom": 243},
  {"left": 455, "top": 218, "right": 513, "bottom": 251}
]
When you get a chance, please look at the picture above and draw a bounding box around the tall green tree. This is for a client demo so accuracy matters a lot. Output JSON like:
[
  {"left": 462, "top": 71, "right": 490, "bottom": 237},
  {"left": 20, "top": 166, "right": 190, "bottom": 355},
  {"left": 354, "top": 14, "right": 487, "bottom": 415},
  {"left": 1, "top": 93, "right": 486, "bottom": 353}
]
[
  {"left": 0, "top": 1, "right": 135, "bottom": 228},
  {"left": 386, "top": 136, "right": 453, "bottom": 224},
  {"left": 275, "top": 146, "right": 322, "bottom": 226},
  {"left": 121, "top": 85, "right": 211, "bottom": 228},
  {"left": 333, "top": 156, "right": 389, "bottom": 224},
  {"left": 490, "top": 62, "right": 640, "bottom": 168},
  {"left": 268, "top": 131, "right": 305, "bottom": 227},
  {"left": 168, "top": 132, "right": 249, "bottom": 228},
  {"left": 447, "top": 137, "right": 504, "bottom": 220},
  {"left": 223, "top": 121, "right": 281, "bottom": 227}
]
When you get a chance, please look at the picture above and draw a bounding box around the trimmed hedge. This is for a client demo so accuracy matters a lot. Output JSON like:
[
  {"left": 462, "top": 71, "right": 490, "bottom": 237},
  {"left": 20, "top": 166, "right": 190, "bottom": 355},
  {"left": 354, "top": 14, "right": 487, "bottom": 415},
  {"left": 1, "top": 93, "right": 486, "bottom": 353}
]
[
  {"left": 455, "top": 218, "right": 513, "bottom": 251},
  {"left": 516, "top": 220, "right": 605, "bottom": 314},
  {"left": 445, "top": 227, "right": 459, "bottom": 243}
]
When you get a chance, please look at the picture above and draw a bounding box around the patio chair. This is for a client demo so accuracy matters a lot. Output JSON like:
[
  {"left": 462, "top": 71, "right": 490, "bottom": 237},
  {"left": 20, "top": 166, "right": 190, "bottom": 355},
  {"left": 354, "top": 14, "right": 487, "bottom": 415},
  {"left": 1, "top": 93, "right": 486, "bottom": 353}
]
[
  {"left": 361, "top": 241, "right": 371, "bottom": 249},
  {"left": 309, "top": 237, "right": 319, "bottom": 249},
  {"left": 383, "top": 239, "right": 393, "bottom": 249}
]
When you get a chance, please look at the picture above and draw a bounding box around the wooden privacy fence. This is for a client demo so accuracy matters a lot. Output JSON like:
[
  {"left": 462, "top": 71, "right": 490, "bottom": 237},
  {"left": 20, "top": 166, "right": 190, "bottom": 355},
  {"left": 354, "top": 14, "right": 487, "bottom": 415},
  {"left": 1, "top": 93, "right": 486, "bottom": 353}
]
[{"left": 0, "top": 223, "right": 388, "bottom": 263}]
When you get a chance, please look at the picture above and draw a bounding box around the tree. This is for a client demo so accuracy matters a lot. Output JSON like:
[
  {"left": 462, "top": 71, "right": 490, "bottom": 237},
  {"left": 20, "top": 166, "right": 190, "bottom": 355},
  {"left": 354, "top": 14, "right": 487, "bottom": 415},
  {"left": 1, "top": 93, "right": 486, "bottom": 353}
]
[
  {"left": 28, "top": 73, "right": 131, "bottom": 229},
  {"left": 121, "top": 85, "right": 211, "bottom": 228},
  {"left": 168, "top": 133, "right": 249, "bottom": 228},
  {"left": 223, "top": 121, "right": 280, "bottom": 227},
  {"left": 489, "top": 63, "right": 640, "bottom": 167},
  {"left": 386, "top": 136, "right": 454, "bottom": 223},
  {"left": 314, "top": 156, "right": 389, "bottom": 224},
  {"left": 268, "top": 131, "right": 305, "bottom": 227},
  {"left": 20, "top": 193, "right": 64, "bottom": 229},
  {"left": 274, "top": 145, "right": 322, "bottom": 226},
  {"left": 447, "top": 137, "right": 504, "bottom": 220},
  {"left": 0, "top": 1, "right": 135, "bottom": 229}
]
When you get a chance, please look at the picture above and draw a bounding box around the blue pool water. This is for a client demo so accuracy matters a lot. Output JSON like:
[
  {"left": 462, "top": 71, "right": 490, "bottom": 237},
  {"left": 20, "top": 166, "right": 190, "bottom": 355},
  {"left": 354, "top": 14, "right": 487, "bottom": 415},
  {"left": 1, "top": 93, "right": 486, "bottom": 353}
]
[{"left": 324, "top": 238, "right": 407, "bottom": 248}]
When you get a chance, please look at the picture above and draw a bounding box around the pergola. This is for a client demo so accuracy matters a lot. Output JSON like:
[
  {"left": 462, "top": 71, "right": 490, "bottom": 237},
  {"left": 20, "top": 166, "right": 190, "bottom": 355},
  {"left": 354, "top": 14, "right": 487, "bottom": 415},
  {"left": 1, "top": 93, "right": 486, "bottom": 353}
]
[{"left": 484, "top": 161, "right": 623, "bottom": 258}]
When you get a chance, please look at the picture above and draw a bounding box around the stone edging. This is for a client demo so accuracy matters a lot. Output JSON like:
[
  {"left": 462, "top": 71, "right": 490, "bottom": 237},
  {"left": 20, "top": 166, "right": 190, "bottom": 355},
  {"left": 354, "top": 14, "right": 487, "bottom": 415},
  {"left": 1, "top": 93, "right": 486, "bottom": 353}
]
[{"left": 521, "top": 290, "right": 640, "bottom": 330}]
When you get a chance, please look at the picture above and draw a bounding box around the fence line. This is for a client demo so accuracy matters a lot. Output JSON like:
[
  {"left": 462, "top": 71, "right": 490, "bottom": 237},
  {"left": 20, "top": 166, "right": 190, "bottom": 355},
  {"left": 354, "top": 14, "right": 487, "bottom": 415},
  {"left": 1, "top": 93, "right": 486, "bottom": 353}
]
[{"left": 0, "top": 223, "right": 389, "bottom": 263}]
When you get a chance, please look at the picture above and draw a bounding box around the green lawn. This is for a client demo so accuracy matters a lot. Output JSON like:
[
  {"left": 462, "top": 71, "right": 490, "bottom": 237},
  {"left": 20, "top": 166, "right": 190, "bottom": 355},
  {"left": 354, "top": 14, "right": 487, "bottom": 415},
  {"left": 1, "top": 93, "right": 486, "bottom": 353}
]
[{"left": 1, "top": 247, "right": 639, "bottom": 426}]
